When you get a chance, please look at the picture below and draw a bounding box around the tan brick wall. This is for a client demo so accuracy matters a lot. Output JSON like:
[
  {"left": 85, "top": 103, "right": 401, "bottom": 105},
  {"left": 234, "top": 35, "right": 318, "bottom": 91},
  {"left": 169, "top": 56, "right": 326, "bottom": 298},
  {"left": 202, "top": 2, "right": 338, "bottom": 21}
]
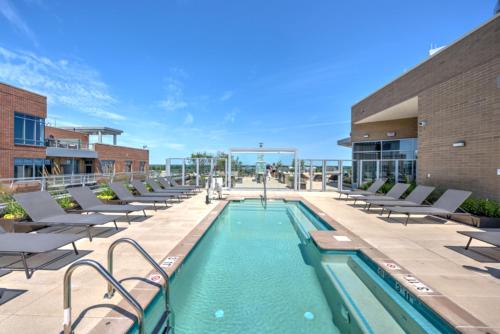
[
  {"left": 93, "top": 143, "right": 149, "bottom": 173},
  {"left": 45, "top": 126, "right": 89, "bottom": 144},
  {"left": 351, "top": 118, "right": 417, "bottom": 142},
  {"left": 417, "top": 57, "right": 500, "bottom": 201},
  {"left": 0, "top": 83, "right": 47, "bottom": 178}
]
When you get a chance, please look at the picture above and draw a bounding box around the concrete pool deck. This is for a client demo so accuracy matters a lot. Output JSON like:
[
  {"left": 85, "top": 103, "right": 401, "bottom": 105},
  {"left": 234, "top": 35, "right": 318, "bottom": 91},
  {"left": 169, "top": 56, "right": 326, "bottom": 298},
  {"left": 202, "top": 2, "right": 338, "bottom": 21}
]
[{"left": 0, "top": 190, "right": 499, "bottom": 333}]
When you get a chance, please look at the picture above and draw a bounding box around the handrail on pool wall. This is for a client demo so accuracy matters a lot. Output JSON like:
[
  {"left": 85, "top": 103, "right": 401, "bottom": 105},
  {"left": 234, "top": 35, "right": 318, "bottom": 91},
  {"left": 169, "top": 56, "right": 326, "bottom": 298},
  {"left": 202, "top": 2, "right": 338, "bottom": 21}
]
[
  {"left": 106, "top": 238, "right": 172, "bottom": 328},
  {"left": 63, "top": 259, "right": 144, "bottom": 334}
]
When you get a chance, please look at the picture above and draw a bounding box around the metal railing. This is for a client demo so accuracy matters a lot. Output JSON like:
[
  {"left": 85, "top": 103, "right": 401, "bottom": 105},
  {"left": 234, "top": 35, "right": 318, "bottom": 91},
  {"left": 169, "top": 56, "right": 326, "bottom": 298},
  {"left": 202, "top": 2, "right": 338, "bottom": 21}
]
[
  {"left": 261, "top": 170, "right": 268, "bottom": 208},
  {"left": 45, "top": 139, "right": 94, "bottom": 150},
  {"left": 63, "top": 259, "right": 145, "bottom": 334},
  {"left": 106, "top": 238, "right": 171, "bottom": 313}
]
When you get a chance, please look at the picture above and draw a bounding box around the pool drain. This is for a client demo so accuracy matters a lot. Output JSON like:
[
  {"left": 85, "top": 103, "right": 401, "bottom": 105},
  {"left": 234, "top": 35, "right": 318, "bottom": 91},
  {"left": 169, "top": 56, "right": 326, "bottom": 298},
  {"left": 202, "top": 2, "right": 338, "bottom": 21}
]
[
  {"left": 304, "top": 311, "right": 314, "bottom": 320},
  {"left": 215, "top": 309, "right": 224, "bottom": 318}
]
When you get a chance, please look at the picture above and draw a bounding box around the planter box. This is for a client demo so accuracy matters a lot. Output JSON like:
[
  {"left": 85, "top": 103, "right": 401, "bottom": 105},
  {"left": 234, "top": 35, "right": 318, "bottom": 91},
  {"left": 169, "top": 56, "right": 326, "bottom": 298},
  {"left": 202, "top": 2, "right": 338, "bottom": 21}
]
[
  {"left": 450, "top": 214, "right": 500, "bottom": 228},
  {"left": 0, "top": 218, "right": 44, "bottom": 233},
  {"left": 100, "top": 199, "right": 122, "bottom": 205}
]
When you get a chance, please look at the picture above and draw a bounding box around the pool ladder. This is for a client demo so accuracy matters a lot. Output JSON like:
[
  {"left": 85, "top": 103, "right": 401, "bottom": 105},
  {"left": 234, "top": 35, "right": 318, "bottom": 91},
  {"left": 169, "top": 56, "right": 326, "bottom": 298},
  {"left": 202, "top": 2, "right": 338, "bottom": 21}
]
[{"left": 63, "top": 238, "right": 174, "bottom": 334}]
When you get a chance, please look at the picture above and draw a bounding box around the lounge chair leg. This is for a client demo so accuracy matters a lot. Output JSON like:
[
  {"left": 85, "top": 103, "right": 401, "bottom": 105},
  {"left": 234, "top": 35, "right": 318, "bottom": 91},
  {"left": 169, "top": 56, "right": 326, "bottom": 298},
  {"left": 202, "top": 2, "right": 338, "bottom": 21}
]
[
  {"left": 143, "top": 209, "right": 146, "bottom": 217},
  {"left": 87, "top": 227, "right": 93, "bottom": 242},
  {"left": 126, "top": 213, "right": 131, "bottom": 225},
  {"left": 465, "top": 237, "right": 473, "bottom": 250},
  {"left": 380, "top": 207, "right": 384, "bottom": 215},
  {"left": 354, "top": 199, "right": 357, "bottom": 205},
  {"left": 113, "top": 220, "right": 118, "bottom": 230},
  {"left": 20, "top": 253, "right": 32, "bottom": 279},
  {"left": 153, "top": 202, "right": 157, "bottom": 211},
  {"left": 404, "top": 214, "right": 410, "bottom": 226},
  {"left": 367, "top": 203, "right": 372, "bottom": 211},
  {"left": 387, "top": 210, "right": 391, "bottom": 218},
  {"left": 72, "top": 242, "right": 79, "bottom": 255}
]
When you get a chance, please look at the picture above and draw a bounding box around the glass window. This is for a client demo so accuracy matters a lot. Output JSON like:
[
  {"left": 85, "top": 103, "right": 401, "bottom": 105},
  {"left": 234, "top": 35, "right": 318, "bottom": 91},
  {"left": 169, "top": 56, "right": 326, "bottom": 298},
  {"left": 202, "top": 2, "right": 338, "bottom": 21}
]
[
  {"left": 100, "top": 160, "right": 115, "bottom": 174},
  {"left": 139, "top": 161, "right": 146, "bottom": 172},
  {"left": 353, "top": 142, "right": 381, "bottom": 152},
  {"left": 13, "top": 158, "right": 47, "bottom": 178},
  {"left": 125, "top": 160, "right": 133, "bottom": 173},
  {"left": 14, "top": 113, "right": 45, "bottom": 146}
]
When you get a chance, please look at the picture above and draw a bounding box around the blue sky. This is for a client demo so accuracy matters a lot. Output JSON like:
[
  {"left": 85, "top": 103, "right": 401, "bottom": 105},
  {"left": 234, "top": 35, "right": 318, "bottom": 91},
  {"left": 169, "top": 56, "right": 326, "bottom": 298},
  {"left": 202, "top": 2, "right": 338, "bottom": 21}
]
[{"left": 0, "top": 0, "right": 494, "bottom": 163}]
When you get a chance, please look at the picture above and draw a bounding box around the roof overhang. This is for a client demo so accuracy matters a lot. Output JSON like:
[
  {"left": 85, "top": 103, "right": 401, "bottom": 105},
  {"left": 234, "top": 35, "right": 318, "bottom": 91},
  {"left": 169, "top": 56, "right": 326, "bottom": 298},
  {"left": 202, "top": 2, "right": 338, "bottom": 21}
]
[
  {"left": 46, "top": 147, "right": 98, "bottom": 159},
  {"left": 337, "top": 137, "right": 352, "bottom": 147},
  {"left": 355, "top": 96, "right": 418, "bottom": 124},
  {"left": 59, "top": 126, "right": 123, "bottom": 136}
]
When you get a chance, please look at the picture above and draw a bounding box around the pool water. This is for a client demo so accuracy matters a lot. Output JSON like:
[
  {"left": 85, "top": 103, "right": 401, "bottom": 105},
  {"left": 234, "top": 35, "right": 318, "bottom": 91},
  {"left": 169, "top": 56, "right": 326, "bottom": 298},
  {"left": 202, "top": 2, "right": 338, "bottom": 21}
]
[
  {"left": 170, "top": 199, "right": 340, "bottom": 333},
  {"left": 129, "top": 199, "right": 456, "bottom": 334}
]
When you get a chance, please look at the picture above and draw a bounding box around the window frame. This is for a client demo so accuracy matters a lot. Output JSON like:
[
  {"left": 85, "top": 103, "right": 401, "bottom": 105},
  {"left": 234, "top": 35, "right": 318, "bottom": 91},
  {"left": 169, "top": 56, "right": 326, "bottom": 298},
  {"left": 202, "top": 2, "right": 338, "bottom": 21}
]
[{"left": 14, "top": 112, "right": 45, "bottom": 147}]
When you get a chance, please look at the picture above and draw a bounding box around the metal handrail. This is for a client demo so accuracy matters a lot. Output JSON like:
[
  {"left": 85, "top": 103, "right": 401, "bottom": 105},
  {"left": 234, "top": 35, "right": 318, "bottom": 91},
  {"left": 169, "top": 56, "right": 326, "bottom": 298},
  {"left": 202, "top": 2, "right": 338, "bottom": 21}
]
[
  {"left": 63, "top": 259, "right": 144, "bottom": 334},
  {"left": 106, "top": 238, "right": 171, "bottom": 320}
]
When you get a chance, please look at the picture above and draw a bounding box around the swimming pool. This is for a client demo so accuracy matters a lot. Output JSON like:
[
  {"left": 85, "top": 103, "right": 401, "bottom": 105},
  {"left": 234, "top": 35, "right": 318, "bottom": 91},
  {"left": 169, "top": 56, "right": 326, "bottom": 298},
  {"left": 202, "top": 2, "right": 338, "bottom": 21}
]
[{"left": 129, "top": 199, "right": 456, "bottom": 334}]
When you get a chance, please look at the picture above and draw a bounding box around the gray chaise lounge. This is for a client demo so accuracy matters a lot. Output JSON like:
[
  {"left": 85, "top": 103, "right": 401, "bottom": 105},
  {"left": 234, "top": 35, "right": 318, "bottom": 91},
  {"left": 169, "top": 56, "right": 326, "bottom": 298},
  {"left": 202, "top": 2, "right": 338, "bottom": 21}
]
[
  {"left": 130, "top": 180, "right": 182, "bottom": 201},
  {"left": 364, "top": 185, "right": 436, "bottom": 213},
  {"left": 68, "top": 186, "right": 152, "bottom": 223},
  {"left": 458, "top": 231, "right": 500, "bottom": 250},
  {"left": 0, "top": 226, "right": 81, "bottom": 278},
  {"left": 337, "top": 179, "right": 387, "bottom": 199},
  {"left": 350, "top": 183, "right": 411, "bottom": 205},
  {"left": 146, "top": 179, "right": 192, "bottom": 195},
  {"left": 14, "top": 191, "right": 121, "bottom": 241},
  {"left": 109, "top": 183, "right": 171, "bottom": 210},
  {"left": 384, "top": 189, "right": 472, "bottom": 226},
  {"left": 158, "top": 177, "right": 197, "bottom": 193}
]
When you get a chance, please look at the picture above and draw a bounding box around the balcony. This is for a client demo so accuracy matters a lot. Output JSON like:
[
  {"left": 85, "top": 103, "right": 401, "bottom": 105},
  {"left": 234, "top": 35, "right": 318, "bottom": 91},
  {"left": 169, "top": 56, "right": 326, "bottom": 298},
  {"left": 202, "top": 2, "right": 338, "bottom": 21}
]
[{"left": 45, "top": 139, "right": 98, "bottom": 159}]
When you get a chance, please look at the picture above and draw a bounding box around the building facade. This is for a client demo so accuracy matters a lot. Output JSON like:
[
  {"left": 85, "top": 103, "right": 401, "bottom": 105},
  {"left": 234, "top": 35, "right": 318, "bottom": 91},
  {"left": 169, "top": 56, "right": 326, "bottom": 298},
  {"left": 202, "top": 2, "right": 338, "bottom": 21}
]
[
  {"left": 339, "top": 14, "right": 500, "bottom": 201},
  {"left": 0, "top": 83, "right": 149, "bottom": 179}
]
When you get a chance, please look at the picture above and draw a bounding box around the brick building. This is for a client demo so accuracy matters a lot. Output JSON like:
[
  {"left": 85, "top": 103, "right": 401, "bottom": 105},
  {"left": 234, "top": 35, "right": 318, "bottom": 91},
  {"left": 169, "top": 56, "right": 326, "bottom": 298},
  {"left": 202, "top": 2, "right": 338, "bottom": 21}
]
[
  {"left": 339, "top": 13, "right": 500, "bottom": 201},
  {"left": 0, "top": 83, "right": 149, "bottom": 179}
]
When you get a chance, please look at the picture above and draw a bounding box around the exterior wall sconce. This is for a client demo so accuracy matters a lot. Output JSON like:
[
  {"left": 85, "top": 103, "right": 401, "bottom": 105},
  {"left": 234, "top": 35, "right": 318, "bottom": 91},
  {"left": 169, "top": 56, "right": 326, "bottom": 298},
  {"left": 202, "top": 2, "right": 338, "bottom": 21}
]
[
  {"left": 452, "top": 140, "right": 466, "bottom": 147},
  {"left": 386, "top": 132, "right": 396, "bottom": 137},
  {"left": 362, "top": 134, "right": 369, "bottom": 138},
  {"left": 418, "top": 120, "right": 428, "bottom": 127}
]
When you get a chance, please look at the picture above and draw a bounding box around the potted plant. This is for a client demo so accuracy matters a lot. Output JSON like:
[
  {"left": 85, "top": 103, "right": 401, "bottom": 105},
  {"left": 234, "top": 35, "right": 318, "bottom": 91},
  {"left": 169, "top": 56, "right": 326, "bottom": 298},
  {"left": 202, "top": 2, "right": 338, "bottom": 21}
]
[
  {"left": 96, "top": 187, "right": 121, "bottom": 204},
  {"left": 453, "top": 198, "right": 500, "bottom": 228}
]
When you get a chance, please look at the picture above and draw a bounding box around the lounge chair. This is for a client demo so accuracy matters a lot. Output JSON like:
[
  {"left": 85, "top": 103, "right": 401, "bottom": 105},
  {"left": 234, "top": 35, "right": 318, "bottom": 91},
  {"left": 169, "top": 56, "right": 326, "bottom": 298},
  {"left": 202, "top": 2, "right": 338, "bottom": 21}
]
[
  {"left": 384, "top": 189, "right": 472, "bottom": 226},
  {"left": 13, "top": 191, "right": 121, "bottom": 241},
  {"left": 0, "top": 226, "right": 81, "bottom": 279},
  {"left": 146, "top": 179, "right": 192, "bottom": 195},
  {"left": 130, "top": 180, "right": 182, "bottom": 201},
  {"left": 158, "top": 177, "right": 196, "bottom": 193},
  {"left": 350, "top": 183, "right": 411, "bottom": 205},
  {"left": 109, "top": 183, "right": 171, "bottom": 210},
  {"left": 458, "top": 231, "right": 500, "bottom": 250},
  {"left": 67, "top": 187, "right": 152, "bottom": 223},
  {"left": 364, "top": 185, "right": 435, "bottom": 212},
  {"left": 337, "top": 179, "right": 387, "bottom": 199},
  {"left": 165, "top": 177, "right": 198, "bottom": 191}
]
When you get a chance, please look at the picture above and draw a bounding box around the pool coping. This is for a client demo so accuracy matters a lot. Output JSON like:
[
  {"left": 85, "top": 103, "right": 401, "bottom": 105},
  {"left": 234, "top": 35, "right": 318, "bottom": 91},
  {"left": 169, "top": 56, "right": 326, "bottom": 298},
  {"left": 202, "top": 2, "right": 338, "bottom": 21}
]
[{"left": 92, "top": 195, "right": 496, "bottom": 334}]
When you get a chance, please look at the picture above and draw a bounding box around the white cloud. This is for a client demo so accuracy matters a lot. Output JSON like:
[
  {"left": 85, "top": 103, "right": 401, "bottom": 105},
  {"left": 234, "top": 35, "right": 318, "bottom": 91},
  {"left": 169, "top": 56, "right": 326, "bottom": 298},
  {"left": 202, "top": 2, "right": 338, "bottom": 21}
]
[
  {"left": 159, "top": 77, "right": 188, "bottom": 112},
  {"left": 184, "top": 112, "right": 194, "bottom": 125},
  {"left": 0, "top": 47, "right": 122, "bottom": 121},
  {"left": 220, "top": 90, "right": 233, "bottom": 101},
  {"left": 0, "top": 0, "right": 37, "bottom": 45},
  {"left": 224, "top": 108, "right": 239, "bottom": 123},
  {"left": 166, "top": 143, "right": 185, "bottom": 151}
]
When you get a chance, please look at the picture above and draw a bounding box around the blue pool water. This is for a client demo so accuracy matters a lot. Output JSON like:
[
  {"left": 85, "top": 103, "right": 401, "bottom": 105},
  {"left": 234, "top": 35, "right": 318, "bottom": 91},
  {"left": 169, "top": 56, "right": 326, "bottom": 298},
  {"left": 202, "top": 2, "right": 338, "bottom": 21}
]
[{"left": 129, "top": 199, "right": 456, "bottom": 334}]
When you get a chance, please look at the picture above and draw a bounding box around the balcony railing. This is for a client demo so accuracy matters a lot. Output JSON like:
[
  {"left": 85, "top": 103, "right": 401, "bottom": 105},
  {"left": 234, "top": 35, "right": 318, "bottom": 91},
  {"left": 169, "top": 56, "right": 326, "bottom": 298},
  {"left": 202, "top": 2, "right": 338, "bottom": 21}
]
[{"left": 45, "top": 139, "right": 94, "bottom": 151}]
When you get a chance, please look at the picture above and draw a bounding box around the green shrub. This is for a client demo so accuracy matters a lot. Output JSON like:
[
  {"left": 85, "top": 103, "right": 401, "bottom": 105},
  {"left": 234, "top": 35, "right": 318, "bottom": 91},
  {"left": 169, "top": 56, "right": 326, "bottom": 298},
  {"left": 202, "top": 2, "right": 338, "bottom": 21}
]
[
  {"left": 96, "top": 187, "right": 116, "bottom": 200},
  {"left": 57, "top": 197, "right": 77, "bottom": 209},
  {"left": 402, "top": 181, "right": 417, "bottom": 199},
  {"left": 360, "top": 181, "right": 373, "bottom": 190},
  {"left": 3, "top": 201, "right": 27, "bottom": 219},
  {"left": 461, "top": 198, "right": 500, "bottom": 218},
  {"left": 379, "top": 182, "right": 394, "bottom": 194}
]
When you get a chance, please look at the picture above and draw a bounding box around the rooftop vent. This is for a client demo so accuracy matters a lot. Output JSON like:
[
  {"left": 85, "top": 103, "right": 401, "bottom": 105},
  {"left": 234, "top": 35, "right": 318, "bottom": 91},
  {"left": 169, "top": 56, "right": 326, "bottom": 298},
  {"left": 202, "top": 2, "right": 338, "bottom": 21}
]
[
  {"left": 495, "top": 0, "right": 500, "bottom": 14},
  {"left": 429, "top": 44, "right": 446, "bottom": 56}
]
